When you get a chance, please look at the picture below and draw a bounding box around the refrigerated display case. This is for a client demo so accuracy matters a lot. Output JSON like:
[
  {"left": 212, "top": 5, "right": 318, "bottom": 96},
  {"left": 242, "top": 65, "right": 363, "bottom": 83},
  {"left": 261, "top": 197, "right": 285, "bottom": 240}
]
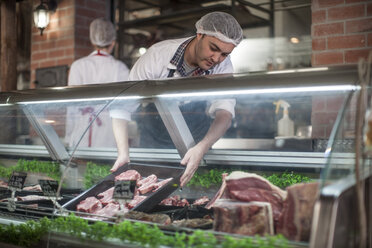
[{"left": 0, "top": 65, "right": 369, "bottom": 247}]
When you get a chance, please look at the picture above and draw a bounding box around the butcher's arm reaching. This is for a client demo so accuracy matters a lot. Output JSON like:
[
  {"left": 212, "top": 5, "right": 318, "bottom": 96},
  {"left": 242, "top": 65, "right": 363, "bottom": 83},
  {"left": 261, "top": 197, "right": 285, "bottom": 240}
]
[
  {"left": 180, "top": 109, "right": 232, "bottom": 187},
  {"left": 111, "top": 118, "right": 130, "bottom": 172}
]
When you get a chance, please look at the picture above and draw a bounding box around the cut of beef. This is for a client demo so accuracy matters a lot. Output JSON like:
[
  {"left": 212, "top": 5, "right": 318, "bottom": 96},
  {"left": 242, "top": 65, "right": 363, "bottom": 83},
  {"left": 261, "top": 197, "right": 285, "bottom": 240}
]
[
  {"left": 138, "top": 175, "right": 158, "bottom": 194},
  {"left": 115, "top": 170, "right": 142, "bottom": 181},
  {"left": 77, "top": 196, "right": 102, "bottom": 213},
  {"left": 225, "top": 172, "right": 286, "bottom": 223},
  {"left": 16, "top": 195, "right": 49, "bottom": 201},
  {"left": 23, "top": 184, "right": 42, "bottom": 191},
  {"left": 97, "top": 187, "right": 114, "bottom": 205},
  {"left": 94, "top": 202, "right": 121, "bottom": 217},
  {"left": 225, "top": 172, "right": 287, "bottom": 199},
  {"left": 205, "top": 173, "right": 228, "bottom": 209},
  {"left": 137, "top": 174, "right": 157, "bottom": 187},
  {"left": 153, "top": 177, "right": 173, "bottom": 192},
  {"left": 123, "top": 211, "right": 171, "bottom": 225},
  {"left": 276, "top": 182, "right": 319, "bottom": 242},
  {"left": 193, "top": 196, "right": 210, "bottom": 205},
  {"left": 160, "top": 195, "right": 189, "bottom": 207},
  {"left": 127, "top": 195, "right": 147, "bottom": 209},
  {"left": 213, "top": 199, "right": 274, "bottom": 236}
]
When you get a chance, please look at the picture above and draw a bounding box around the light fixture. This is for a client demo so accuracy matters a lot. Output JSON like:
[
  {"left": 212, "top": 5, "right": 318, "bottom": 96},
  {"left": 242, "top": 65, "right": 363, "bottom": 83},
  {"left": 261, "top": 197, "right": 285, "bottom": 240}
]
[
  {"left": 290, "top": 37, "right": 300, "bottom": 44},
  {"left": 33, "top": 0, "right": 57, "bottom": 36}
]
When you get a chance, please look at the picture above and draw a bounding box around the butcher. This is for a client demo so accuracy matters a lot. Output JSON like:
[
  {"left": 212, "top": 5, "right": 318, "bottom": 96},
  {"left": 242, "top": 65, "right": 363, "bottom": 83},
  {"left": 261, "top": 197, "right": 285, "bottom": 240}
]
[
  {"left": 65, "top": 18, "right": 129, "bottom": 148},
  {"left": 110, "top": 12, "right": 243, "bottom": 187}
]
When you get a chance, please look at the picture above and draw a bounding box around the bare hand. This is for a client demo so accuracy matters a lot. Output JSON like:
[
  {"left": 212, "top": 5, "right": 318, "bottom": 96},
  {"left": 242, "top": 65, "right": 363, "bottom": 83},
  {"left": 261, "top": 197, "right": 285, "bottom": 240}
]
[
  {"left": 180, "top": 145, "right": 205, "bottom": 187},
  {"left": 110, "top": 154, "right": 130, "bottom": 172}
]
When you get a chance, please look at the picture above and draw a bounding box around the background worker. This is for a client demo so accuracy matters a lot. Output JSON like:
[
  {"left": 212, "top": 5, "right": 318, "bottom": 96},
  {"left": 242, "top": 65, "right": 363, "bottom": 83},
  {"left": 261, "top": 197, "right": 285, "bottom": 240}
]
[{"left": 65, "top": 18, "right": 129, "bottom": 148}]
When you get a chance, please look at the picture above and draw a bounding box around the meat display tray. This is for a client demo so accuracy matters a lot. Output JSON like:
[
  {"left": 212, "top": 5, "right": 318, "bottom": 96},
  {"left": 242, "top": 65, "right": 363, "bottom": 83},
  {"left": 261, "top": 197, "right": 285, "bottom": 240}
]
[{"left": 62, "top": 162, "right": 185, "bottom": 213}]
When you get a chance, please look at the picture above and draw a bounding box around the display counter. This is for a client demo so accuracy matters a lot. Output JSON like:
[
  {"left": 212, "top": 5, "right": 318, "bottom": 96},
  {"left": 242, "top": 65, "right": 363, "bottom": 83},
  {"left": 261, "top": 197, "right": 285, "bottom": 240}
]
[{"left": 0, "top": 66, "right": 369, "bottom": 247}]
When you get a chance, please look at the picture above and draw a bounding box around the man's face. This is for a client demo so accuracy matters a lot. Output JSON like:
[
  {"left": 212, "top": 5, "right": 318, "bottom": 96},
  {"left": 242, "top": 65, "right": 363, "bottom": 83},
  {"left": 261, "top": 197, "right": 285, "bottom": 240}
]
[{"left": 194, "top": 34, "right": 235, "bottom": 70}]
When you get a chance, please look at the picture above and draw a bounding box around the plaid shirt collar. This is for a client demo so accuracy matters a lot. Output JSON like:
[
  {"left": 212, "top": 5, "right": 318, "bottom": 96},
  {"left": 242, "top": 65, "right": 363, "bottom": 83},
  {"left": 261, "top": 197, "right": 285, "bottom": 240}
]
[{"left": 169, "top": 37, "right": 211, "bottom": 77}]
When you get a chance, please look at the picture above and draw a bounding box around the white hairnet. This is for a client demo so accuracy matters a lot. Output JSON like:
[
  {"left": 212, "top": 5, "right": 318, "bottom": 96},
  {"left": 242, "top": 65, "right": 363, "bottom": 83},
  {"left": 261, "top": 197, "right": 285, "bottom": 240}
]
[
  {"left": 89, "top": 18, "right": 116, "bottom": 47},
  {"left": 195, "top": 12, "right": 243, "bottom": 46}
]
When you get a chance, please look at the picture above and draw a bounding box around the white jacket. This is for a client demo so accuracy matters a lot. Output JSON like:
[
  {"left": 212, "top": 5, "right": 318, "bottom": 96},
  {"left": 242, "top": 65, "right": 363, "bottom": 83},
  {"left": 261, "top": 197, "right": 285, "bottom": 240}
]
[
  {"left": 129, "top": 37, "right": 233, "bottom": 80},
  {"left": 114, "top": 37, "right": 235, "bottom": 119},
  {"left": 66, "top": 50, "right": 129, "bottom": 148}
]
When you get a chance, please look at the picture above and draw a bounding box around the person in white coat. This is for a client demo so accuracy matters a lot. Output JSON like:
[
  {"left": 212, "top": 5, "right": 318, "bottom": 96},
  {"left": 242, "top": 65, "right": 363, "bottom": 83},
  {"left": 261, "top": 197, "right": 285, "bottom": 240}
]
[
  {"left": 65, "top": 18, "right": 129, "bottom": 149},
  {"left": 110, "top": 12, "right": 243, "bottom": 187}
]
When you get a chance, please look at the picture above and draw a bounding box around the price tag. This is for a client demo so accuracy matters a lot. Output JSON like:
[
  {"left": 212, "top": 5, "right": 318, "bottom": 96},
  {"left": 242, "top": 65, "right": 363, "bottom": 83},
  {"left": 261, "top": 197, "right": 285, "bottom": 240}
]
[
  {"left": 8, "top": 172, "right": 27, "bottom": 190},
  {"left": 39, "top": 180, "right": 59, "bottom": 197},
  {"left": 113, "top": 180, "right": 136, "bottom": 200}
]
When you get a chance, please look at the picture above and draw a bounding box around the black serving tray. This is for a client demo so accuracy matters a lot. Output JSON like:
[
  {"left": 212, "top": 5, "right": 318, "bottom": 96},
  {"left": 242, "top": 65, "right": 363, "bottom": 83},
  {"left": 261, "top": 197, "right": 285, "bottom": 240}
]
[{"left": 62, "top": 162, "right": 185, "bottom": 213}]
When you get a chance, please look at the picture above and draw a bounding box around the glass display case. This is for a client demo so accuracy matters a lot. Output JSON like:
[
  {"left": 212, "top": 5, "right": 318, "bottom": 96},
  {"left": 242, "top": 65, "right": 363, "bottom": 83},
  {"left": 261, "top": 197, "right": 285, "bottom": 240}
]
[{"left": 0, "top": 65, "right": 369, "bottom": 247}]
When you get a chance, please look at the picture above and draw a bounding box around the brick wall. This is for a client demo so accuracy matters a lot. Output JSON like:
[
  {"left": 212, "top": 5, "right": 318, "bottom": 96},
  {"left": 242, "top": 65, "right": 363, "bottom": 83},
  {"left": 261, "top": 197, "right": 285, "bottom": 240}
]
[
  {"left": 30, "top": 0, "right": 108, "bottom": 88},
  {"left": 312, "top": 0, "right": 372, "bottom": 66},
  {"left": 311, "top": 0, "right": 371, "bottom": 140}
]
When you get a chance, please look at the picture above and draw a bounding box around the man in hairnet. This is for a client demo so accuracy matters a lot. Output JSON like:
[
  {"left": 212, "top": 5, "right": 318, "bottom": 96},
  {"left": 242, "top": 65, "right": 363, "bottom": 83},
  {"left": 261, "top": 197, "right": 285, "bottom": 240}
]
[
  {"left": 65, "top": 18, "right": 129, "bottom": 148},
  {"left": 110, "top": 12, "right": 243, "bottom": 187}
]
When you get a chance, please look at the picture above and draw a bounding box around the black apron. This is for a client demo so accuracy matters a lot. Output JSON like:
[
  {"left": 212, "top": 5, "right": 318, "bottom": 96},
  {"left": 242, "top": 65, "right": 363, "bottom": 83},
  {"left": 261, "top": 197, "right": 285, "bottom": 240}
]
[{"left": 135, "top": 69, "right": 211, "bottom": 148}]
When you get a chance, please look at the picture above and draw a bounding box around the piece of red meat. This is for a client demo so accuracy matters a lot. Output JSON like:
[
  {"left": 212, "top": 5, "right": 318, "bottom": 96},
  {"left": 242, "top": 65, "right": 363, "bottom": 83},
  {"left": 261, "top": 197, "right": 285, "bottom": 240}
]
[
  {"left": 127, "top": 195, "right": 147, "bottom": 209},
  {"left": 193, "top": 196, "right": 210, "bottom": 205},
  {"left": 115, "top": 170, "right": 142, "bottom": 181},
  {"left": 94, "top": 202, "right": 122, "bottom": 217},
  {"left": 137, "top": 174, "right": 157, "bottom": 187},
  {"left": 77, "top": 196, "right": 102, "bottom": 213},
  {"left": 152, "top": 177, "right": 173, "bottom": 192},
  {"left": 97, "top": 187, "right": 114, "bottom": 205}
]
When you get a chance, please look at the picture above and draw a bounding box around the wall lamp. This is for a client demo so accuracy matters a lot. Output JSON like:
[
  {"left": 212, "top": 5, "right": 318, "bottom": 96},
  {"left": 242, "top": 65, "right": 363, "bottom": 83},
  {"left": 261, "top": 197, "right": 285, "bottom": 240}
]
[{"left": 33, "top": 0, "right": 57, "bottom": 36}]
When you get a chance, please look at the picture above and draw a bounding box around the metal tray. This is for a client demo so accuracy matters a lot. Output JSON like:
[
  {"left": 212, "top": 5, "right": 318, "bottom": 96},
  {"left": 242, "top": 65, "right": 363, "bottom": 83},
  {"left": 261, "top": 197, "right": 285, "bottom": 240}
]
[{"left": 62, "top": 162, "right": 185, "bottom": 213}]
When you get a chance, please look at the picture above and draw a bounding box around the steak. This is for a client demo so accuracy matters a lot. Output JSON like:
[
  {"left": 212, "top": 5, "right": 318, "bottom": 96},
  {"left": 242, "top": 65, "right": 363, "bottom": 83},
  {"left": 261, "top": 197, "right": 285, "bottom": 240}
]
[
  {"left": 213, "top": 199, "right": 274, "bottom": 236},
  {"left": 94, "top": 202, "right": 121, "bottom": 217},
  {"left": 205, "top": 173, "right": 228, "bottom": 209},
  {"left": 137, "top": 174, "right": 157, "bottom": 187},
  {"left": 226, "top": 172, "right": 286, "bottom": 223},
  {"left": 127, "top": 195, "right": 147, "bottom": 209},
  {"left": 152, "top": 177, "right": 173, "bottom": 192},
  {"left": 115, "top": 170, "right": 142, "bottom": 181},
  {"left": 97, "top": 187, "right": 114, "bottom": 205},
  {"left": 160, "top": 195, "right": 189, "bottom": 207},
  {"left": 77, "top": 196, "right": 102, "bottom": 213},
  {"left": 138, "top": 175, "right": 158, "bottom": 194},
  {"left": 276, "top": 182, "right": 319, "bottom": 241},
  {"left": 123, "top": 211, "right": 171, "bottom": 225},
  {"left": 193, "top": 196, "right": 210, "bottom": 205}
]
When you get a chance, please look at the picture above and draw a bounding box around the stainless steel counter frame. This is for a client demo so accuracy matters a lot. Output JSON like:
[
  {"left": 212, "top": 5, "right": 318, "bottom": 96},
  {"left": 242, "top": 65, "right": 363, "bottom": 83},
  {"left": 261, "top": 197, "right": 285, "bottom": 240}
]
[{"left": 0, "top": 144, "right": 354, "bottom": 170}]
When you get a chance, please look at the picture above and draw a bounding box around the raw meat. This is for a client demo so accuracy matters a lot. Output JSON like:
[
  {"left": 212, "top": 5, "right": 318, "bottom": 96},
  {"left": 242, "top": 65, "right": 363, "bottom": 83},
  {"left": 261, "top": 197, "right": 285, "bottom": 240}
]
[
  {"left": 213, "top": 199, "right": 274, "bottom": 236},
  {"left": 97, "top": 187, "right": 114, "bottom": 205},
  {"left": 207, "top": 171, "right": 286, "bottom": 223},
  {"left": 16, "top": 195, "right": 49, "bottom": 201},
  {"left": 94, "top": 202, "right": 121, "bottom": 217},
  {"left": 23, "top": 184, "right": 42, "bottom": 191},
  {"left": 123, "top": 211, "right": 171, "bottom": 225},
  {"left": 160, "top": 195, "right": 189, "bottom": 207},
  {"left": 115, "top": 170, "right": 142, "bottom": 181},
  {"left": 137, "top": 174, "right": 157, "bottom": 187},
  {"left": 193, "top": 196, "right": 210, "bottom": 205},
  {"left": 0, "top": 180, "right": 8, "bottom": 188},
  {"left": 276, "top": 182, "right": 319, "bottom": 241},
  {"left": 76, "top": 196, "right": 102, "bottom": 213},
  {"left": 127, "top": 195, "right": 147, "bottom": 209},
  {"left": 225, "top": 172, "right": 287, "bottom": 200},
  {"left": 172, "top": 218, "right": 213, "bottom": 229},
  {"left": 138, "top": 175, "right": 158, "bottom": 194},
  {"left": 205, "top": 173, "right": 228, "bottom": 209},
  {"left": 153, "top": 177, "right": 173, "bottom": 192}
]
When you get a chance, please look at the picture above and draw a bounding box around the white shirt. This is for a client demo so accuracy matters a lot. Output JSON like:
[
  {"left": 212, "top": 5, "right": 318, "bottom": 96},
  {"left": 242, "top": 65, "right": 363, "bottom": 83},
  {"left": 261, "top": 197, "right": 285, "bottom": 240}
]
[
  {"left": 110, "top": 37, "right": 235, "bottom": 120},
  {"left": 129, "top": 37, "right": 233, "bottom": 80},
  {"left": 66, "top": 50, "right": 129, "bottom": 148}
]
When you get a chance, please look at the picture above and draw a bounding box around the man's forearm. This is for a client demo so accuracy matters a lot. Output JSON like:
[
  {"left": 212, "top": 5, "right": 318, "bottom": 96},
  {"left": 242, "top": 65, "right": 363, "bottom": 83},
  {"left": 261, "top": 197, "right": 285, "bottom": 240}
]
[
  {"left": 198, "top": 109, "right": 232, "bottom": 152},
  {"left": 112, "top": 118, "right": 129, "bottom": 157}
]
